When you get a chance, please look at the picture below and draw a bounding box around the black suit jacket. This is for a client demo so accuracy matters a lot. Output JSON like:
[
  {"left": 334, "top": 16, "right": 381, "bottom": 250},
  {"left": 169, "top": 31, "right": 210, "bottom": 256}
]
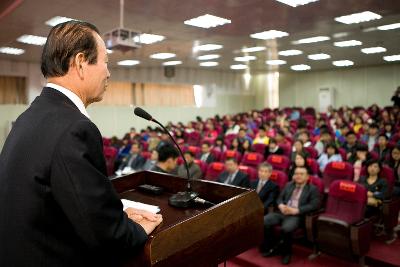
[
  {"left": 0, "top": 88, "right": 147, "bottom": 267},
  {"left": 199, "top": 152, "right": 215, "bottom": 164},
  {"left": 217, "top": 170, "right": 250, "bottom": 188},
  {"left": 277, "top": 181, "right": 320, "bottom": 216},
  {"left": 118, "top": 153, "right": 146, "bottom": 171},
  {"left": 251, "top": 179, "right": 279, "bottom": 213}
]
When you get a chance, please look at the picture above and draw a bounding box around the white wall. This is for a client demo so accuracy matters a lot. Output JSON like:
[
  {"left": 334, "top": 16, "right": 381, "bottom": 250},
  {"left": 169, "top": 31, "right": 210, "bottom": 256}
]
[{"left": 279, "top": 64, "right": 400, "bottom": 109}]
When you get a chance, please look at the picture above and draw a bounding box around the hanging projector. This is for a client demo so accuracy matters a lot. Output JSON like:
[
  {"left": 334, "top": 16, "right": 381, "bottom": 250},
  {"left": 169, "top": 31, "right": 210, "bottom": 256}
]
[{"left": 104, "top": 28, "right": 141, "bottom": 52}]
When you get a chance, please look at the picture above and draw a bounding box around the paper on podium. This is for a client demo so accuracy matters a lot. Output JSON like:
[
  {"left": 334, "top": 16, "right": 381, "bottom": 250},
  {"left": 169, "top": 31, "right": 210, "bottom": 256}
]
[{"left": 121, "top": 199, "right": 160, "bottom": 214}]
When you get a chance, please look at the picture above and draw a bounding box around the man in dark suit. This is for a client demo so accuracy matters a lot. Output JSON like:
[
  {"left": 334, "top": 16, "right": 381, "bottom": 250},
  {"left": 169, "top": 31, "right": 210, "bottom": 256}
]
[
  {"left": 262, "top": 166, "right": 319, "bottom": 265},
  {"left": 0, "top": 21, "right": 162, "bottom": 267},
  {"left": 117, "top": 142, "right": 146, "bottom": 172},
  {"left": 177, "top": 151, "right": 202, "bottom": 179},
  {"left": 217, "top": 157, "right": 250, "bottom": 188},
  {"left": 199, "top": 142, "right": 215, "bottom": 164},
  {"left": 151, "top": 143, "right": 179, "bottom": 174},
  {"left": 250, "top": 163, "right": 279, "bottom": 214}
]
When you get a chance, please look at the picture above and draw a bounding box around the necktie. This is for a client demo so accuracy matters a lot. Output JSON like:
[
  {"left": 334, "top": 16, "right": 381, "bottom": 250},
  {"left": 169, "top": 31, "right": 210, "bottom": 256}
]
[{"left": 256, "top": 181, "right": 264, "bottom": 193}]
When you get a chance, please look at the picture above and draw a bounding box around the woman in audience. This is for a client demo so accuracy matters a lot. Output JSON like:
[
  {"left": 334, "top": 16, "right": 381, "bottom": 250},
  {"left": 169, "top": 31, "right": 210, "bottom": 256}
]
[
  {"left": 388, "top": 145, "right": 400, "bottom": 196},
  {"left": 264, "top": 138, "right": 284, "bottom": 159},
  {"left": 291, "top": 139, "right": 309, "bottom": 161},
  {"left": 242, "top": 139, "right": 252, "bottom": 154},
  {"left": 230, "top": 137, "right": 243, "bottom": 154},
  {"left": 374, "top": 134, "right": 391, "bottom": 161},
  {"left": 174, "top": 128, "right": 185, "bottom": 145},
  {"left": 204, "top": 122, "right": 218, "bottom": 140},
  {"left": 214, "top": 137, "right": 227, "bottom": 153},
  {"left": 288, "top": 152, "right": 309, "bottom": 181},
  {"left": 359, "top": 160, "right": 388, "bottom": 218},
  {"left": 352, "top": 116, "right": 363, "bottom": 134},
  {"left": 317, "top": 142, "right": 342, "bottom": 173},
  {"left": 350, "top": 144, "right": 370, "bottom": 182}
]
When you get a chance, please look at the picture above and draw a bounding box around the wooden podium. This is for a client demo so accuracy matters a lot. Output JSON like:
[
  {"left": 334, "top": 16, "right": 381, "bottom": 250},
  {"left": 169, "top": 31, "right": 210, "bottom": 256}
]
[{"left": 111, "top": 171, "right": 264, "bottom": 267}]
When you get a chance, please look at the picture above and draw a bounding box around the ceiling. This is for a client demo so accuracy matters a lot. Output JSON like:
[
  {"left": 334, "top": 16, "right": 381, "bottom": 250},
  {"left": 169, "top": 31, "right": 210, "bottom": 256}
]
[{"left": 0, "top": 0, "right": 400, "bottom": 73}]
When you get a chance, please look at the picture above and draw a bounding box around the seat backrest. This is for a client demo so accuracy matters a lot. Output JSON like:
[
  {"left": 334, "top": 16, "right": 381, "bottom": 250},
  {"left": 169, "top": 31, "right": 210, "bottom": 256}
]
[
  {"left": 205, "top": 162, "right": 226, "bottom": 181},
  {"left": 266, "top": 155, "right": 291, "bottom": 171},
  {"left": 325, "top": 180, "right": 367, "bottom": 224},
  {"left": 238, "top": 165, "right": 258, "bottom": 181},
  {"left": 269, "top": 170, "right": 288, "bottom": 191},
  {"left": 338, "top": 147, "right": 347, "bottom": 161},
  {"left": 187, "top": 145, "right": 201, "bottom": 158},
  {"left": 279, "top": 143, "right": 292, "bottom": 157},
  {"left": 306, "top": 158, "right": 319, "bottom": 175},
  {"left": 220, "top": 149, "right": 242, "bottom": 163},
  {"left": 210, "top": 148, "right": 221, "bottom": 162},
  {"left": 322, "top": 161, "right": 354, "bottom": 191},
  {"left": 187, "top": 131, "right": 201, "bottom": 146},
  {"left": 360, "top": 164, "right": 395, "bottom": 197},
  {"left": 241, "top": 152, "right": 264, "bottom": 167},
  {"left": 140, "top": 151, "right": 152, "bottom": 160},
  {"left": 304, "top": 146, "right": 318, "bottom": 159},
  {"left": 103, "top": 146, "right": 118, "bottom": 158},
  {"left": 252, "top": 143, "right": 266, "bottom": 155},
  {"left": 193, "top": 159, "right": 208, "bottom": 178},
  {"left": 309, "top": 176, "right": 324, "bottom": 196}
]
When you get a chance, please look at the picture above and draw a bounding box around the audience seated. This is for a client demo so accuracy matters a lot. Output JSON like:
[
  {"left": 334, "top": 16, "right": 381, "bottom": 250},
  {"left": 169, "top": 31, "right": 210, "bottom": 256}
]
[
  {"left": 116, "top": 142, "right": 146, "bottom": 174},
  {"left": 388, "top": 145, "right": 400, "bottom": 196},
  {"left": 288, "top": 153, "right": 308, "bottom": 181},
  {"left": 350, "top": 144, "right": 370, "bottom": 182},
  {"left": 151, "top": 143, "right": 179, "bottom": 174},
  {"left": 217, "top": 158, "right": 250, "bottom": 188},
  {"left": 177, "top": 151, "right": 202, "bottom": 180},
  {"left": 374, "top": 134, "right": 391, "bottom": 161},
  {"left": 317, "top": 142, "right": 343, "bottom": 173},
  {"left": 361, "top": 123, "right": 380, "bottom": 151},
  {"left": 253, "top": 126, "right": 270, "bottom": 145},
  {"left": 142, "top": 150, "right": 158, "bottom": 171},
  {"left": 264, "top": 138, "right": 284, "bottom": 159},
  {"left": 291, "top": 139, "right": 309, "bottom": 161},
  {"left": 199, "top": 142, "right": 215, "bottom": 164}
]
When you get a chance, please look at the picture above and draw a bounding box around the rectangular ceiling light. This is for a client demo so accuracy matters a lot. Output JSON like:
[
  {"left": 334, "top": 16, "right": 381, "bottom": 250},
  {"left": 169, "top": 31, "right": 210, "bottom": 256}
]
[
  {"left": 0, "top": 47, "right": 25, "bottom": 55},
  {"left": 377, "top": 23, "right": 400, "bottom": 31},
  {"left": 230, "top": 64, "right": 248, "bottom": 70},
  {"left": 266, "top": 59, "right": 287, "bottom": 65},
  {"left": 335, "top": 11, "right": 381, "bottom": 24},
  {"left": 45, "top": 16, "right": 76, "bottom": 27},
  {"left": 117, "top": 60, "right": 140, "bottom": 66},
  {"left": 184, "top": 14, "right": 231, "bottom": 29},
  {"left": 279, "top": 49, "right": 303, "bottom": 56},
  {"left": 294, "top": 36, "right": 330, "bottom": 44},
  {"left": 234, "top": 56, "right": 256, "bottom": 62},
  {"left": 150, "top": 53, "right": 176, "bottom": 59},
  {"left": 275, "top": 0, "right": 319, "bottom": 7},
  {"left": 17, "top": 35, "right": 47, "bottom": 46},
  {"left": 194, "top": 44, "right": 223, "bottom": 51},
  {"left": 197, "top": 54, "right": 220, "bottom": 60},
  {"left": 133, "top": 33, "right": 165, "bottom": 44},
  {"left": 361, "top": 47, "right": 386, "bottom": 54},
  {"left": 106, "top": 49, "right": 113, "bottom": 54},
  {"left": 250, "top": 30, "right": 289, "bottom": 40},
  {"left": 199, "top": 61, "right": 218, "bottom": 67},
  {"left": 308, "top": 53, "right": 331, "bottom": 60},
  {"left": 332, "top": 60, "right": 354, "bottom": 67},
  {"left": 383, "top": 55, "right": 400, "bottom": 62},
  {"left": 241, "top": 46, "right": 266, "bottom": 53},
  {"left": 291, "top": 64, "right": 311, "bottom": 71},
  {"left": 163, "top": 61, "right": 182, "bottom": 66},
  {"left": 334, "top": 40, "right": 362, "bottom": 47}
]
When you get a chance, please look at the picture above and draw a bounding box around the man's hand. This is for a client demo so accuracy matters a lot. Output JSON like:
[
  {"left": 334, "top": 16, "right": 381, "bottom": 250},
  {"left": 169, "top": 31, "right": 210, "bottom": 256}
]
[
  {"left": 137, "top": 215, "right": 163, "bottom": 235},
  {"left": 125, "top": 208, "right": 163, "bottom": 235}
]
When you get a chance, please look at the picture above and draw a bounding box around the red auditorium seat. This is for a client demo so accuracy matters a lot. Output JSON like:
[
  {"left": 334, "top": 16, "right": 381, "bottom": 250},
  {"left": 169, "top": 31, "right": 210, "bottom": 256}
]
[
  {"left": 193, "top": 159, "right": 208, "bottom": 179},
  {"left": 304, "top": 146, "right": 318, "bottom": 159},
  {"left": 205, "top": 162, "right": 225, "bottom": 181},
  {"left": 186, "top": 131, "right": 201, "bottom": 146},
  {"left": 241, "top": 152, "right": 264, "bottom": 167},
  {"left": 322, "top": 161, "right": 354, "bottom": 192},
  {"left": 278, "top": 143, "right": 291, "bottom": 157},
  {"left": 102, "top": 137, "right": 111, "bottom": 146},
  {"left": 140, "top": 151, "right": 151, "bottom": 160},
  {"left": 269, "top": 170, "right": 288, "bottom": 191},
  {"left": 103, "top": 146, "right": 118, "bottom": 176},
  {"left": 306, "top": 158, "right": 319, "bottom": 176},
  {"left": 220, "top": 150, "right": 242, "bottom": 163},
  {"left": 266, "top": 155, "right": 290, "bottom": 172},
  {"left": 183, "top": 145, "right": 201, "bottom": 158},
  {"left": 314, "top": 180, "right": 372, "bottom": 265},
  {"left": 252, "top": 143, "right": 266, "bottom": 155},
  {"left": 210, "top": 148, "right": 221, "bottom": 162},
  {"left": 338, "top": 147, "right": 347, "bottom": 161},
  {"left": 238, "top": 165, "right": 257, "bottom": 181}
]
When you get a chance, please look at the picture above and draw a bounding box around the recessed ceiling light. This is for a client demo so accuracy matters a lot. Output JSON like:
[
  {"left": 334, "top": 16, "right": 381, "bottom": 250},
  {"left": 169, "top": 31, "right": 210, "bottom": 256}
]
[
  {"left": 334, "top": 40, "right": 362, "bottom": 47},
  {"left": 150, "top": 53, "right": 176, "bottom": 59},
  {"left": 234, "top": 56, "right": 256, "bottom": 62},
  {"left": 117, "top": 60, "right": 140, "bottom": 66},
  {"left": 294, "top": 36, "right": 330, "bottom": 44},
  {"left": 332, "top": 32, "right": 349, "bottom": 39},
  {"left": 250, "top": 30, "right": 289, "bottom": 40},
  {"left": 230, "top": 64, "right": 248, "bottom": 70},
  {"left": 275, "top": 0, "right": 319, "bottom": 7},
  {"left": 0, "top": 47, "right": 25, "bottom": 55},
  {"left": 308, "top": 53, "right": 331, "bottom": 60},
  {"left": 279, "top": 49, "right": 303, "bottom": 56},
  {"left": 45, "top": 16, "right": 76, "bottom": 27},
  {"left": 194, "top": 44, "right": 223, "bottom": 51},
  {"left": 133, "top": 33, "right": 165, "bottom": 44},
  {"left": 106, "top": 49, "right": 113, "bottom": 54},
  {"left": 383, "top": 55, "right": 400, "bottom": 62},
  {"left": 241, "top": 46, "right": 266, "bottom": 53},
  {"left": 17, "top": 35, "right": 47, "bottom": 46},
  {"left": 332, "top": 60, "right": 354, "bottom": 67},
  {"left": 335, "top": 11, "right": 381, "bottom": 24},
  {"left": 199, "top": 61, "right": 218, "bottom": 67},
  {"left": 184, "top": 14, "right": 231, "bottom": 28},
  {"left": 377, "top": 23, "right": 400, "bottom": 31},
  {"left": 266, "top": 59, "right": 287, "bottom": 65},
  {"left": 291, "top": 64, "right": 311, "bottom": 71},
  {"left": 163, "top": 61, "right": 182, "bottom": 66},
  {"left": 361, "top": 47, "right": 386, "bottom": 54},
  {"left": 197, "top": 54, "right": 220, "bottom": 60}
]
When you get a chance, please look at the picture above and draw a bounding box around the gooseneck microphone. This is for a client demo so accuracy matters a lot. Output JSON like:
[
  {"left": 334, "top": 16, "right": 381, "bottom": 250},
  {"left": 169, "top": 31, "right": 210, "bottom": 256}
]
[{"left": 134, "top": 107, "right": 214, "bottom": 208}]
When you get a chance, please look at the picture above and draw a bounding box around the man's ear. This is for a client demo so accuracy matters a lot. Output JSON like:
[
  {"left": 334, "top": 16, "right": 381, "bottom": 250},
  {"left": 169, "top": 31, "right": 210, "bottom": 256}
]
[{"left": 73, "top": 52, "right": 86, "bottom": 79}]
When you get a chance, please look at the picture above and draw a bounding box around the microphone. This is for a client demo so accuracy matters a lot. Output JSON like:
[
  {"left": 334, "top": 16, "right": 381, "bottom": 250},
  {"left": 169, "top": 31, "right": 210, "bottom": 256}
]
[{"left": 133, "top": 107, "right": 213, "bottom": 208}]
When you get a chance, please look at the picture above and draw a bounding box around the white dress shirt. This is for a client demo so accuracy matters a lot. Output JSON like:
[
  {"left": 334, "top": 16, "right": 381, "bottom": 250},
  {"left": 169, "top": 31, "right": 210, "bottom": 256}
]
[{"left": 46, "top": 83, "right": 90, "bottom": 119}]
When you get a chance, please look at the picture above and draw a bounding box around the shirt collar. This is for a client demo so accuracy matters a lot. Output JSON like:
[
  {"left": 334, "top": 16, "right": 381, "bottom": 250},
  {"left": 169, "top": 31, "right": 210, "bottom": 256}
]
[{"left": 46, "top": 82, "right": 90, "bottom": 119}]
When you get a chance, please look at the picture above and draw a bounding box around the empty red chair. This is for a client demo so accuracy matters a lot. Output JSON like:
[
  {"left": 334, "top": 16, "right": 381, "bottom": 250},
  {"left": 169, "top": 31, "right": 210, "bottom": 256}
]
[
  {"left": 193, "top": 159, "right": 208, "bottom": 179},
  {"left": 238, "top": 165, "right": 257, "bottom": 181},
  {"left": 306, "top": 158, "right": 319, "bottom": 176},
  {"left": 241, "top": 152, "right": 264, "bottom": 167},
  {"left": 102, "top": 137, "right": 111, "bottom": 146},
  {"left": 252, "top": 143, "right": 266, "bottom": 155},
  {"left": 314, "top": 180, "right": 371, "bottom": 264},
  {"left": 304, "top": 146, "right": 318, "bottom": 159},
  {"left": 103, "top": 146, "right": 118, "bottom": 176},
  {"left": 278, "top": 143, "right": 291, "bottom": 157},
  {"left": 322, "top": 162, "right": 354, "bottom": 192},
  {"left": 269, "top": 170, "right": 288, "bottom": 191},
  {"left": 220, "top": 150, "right": 242, "bottom": 163},
  {"left": 266, "top": 155, "right": 290, "bottom": 172},
  {"left": 183, "top": 145, "right": 201, "bottom": 158},
  {"left": 205, "top": 162, "right": 226, "bottom": 181},
  {"left": 338, "top": 147, "right": 347, "bottom": 161},
  {"left": 140, "top": 151, "right": 151, "bottom": 160}
]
